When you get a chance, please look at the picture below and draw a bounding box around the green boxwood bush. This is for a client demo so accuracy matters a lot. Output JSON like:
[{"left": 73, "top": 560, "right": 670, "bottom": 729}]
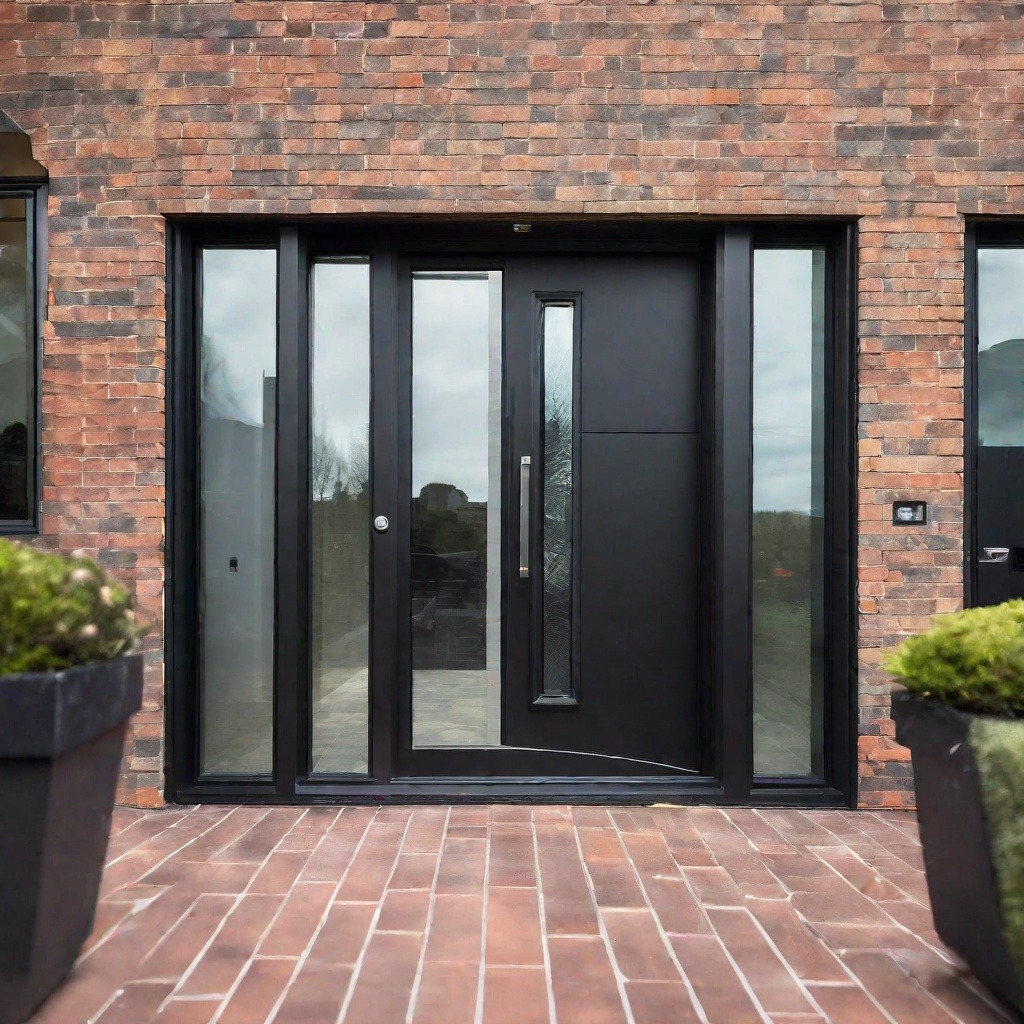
[
  {"left": 884, "top": 599, "right": 1024, "bottom": 717},
  {"left": 0, "top": 538, "right": 145, "bottom": 676}
]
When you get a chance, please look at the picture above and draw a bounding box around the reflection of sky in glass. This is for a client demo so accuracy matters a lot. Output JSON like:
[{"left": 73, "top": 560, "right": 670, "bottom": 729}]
[
  {"left": 979, "top": 249, "right": 1024, "bottom": 353},
  {"left": 201, "top": 249, "right": 276, "bottom": 425},
  {"left": 312, "top": 261, "right": 370, "bottom": 492},
  {"left": 412, "top": 273, "right": 499, "bottom": 502},
  {"left": 753, "top": 250, "right": 819, "bottom": 513}
]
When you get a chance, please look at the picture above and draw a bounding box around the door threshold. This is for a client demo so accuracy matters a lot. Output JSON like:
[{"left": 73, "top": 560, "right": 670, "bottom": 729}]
[{"left": 170, "top": 777, "right": 850, "bottom": 807}]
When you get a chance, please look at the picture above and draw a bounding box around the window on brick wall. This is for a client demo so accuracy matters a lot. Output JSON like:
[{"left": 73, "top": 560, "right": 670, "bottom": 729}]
[{"left": 0, "top": 116, "right": 46, "bottom": 532}]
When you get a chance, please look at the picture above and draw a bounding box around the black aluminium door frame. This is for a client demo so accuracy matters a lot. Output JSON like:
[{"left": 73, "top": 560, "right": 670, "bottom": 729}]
[
  {"left": 165, "top": 218, "right": 857, "bottom": 806},
  {"left": 965, "top": 220, "right": 1024, "bottom": 609}
]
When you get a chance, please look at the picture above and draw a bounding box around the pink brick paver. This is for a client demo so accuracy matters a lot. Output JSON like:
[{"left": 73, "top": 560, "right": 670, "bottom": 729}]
[{"left": 27, "top": 807, "right": 1013, "bottom": 1024}]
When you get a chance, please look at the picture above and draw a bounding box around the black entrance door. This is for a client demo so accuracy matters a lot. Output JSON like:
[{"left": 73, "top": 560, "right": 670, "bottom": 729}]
[{"left": 401, "top": 255, "right": 702, "bottom": 776}]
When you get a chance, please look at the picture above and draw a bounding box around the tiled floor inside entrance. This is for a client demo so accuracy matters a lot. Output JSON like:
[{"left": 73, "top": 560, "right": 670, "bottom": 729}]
[{"left": 29, "top": 806, "right": 1014, "bottom": 1024}]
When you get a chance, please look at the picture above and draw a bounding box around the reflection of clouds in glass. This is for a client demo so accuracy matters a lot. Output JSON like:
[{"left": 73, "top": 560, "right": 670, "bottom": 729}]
[
  {"left": 313, "top": 261, "right": 371, "bottom": 491},
  {"left": 202, "top": 249, "right": 277, "bottom": 425},
  {"left": 753, "top": 250, "right": 817, "bottom": 513},
  {"left": 413, "top": 273, "right": 498, "bottom": 502},
  {"left": 979, "top": 249, "right": 1024, "bottom": 353}
]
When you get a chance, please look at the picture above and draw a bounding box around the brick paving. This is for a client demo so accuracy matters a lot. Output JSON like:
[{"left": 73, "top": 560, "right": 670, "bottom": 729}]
[{"left": 28, "top": 806, "right": 1013, "bottom": 1024}]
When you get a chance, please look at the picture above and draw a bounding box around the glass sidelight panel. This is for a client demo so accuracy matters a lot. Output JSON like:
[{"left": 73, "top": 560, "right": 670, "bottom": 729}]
[
  {"left": 199, "top": 248, "right": 277, "bottom": 775},
  {"left": 541, "top": 302, "right": 575, "bottom": 698},
  {"left": 978, "top": 248, "right": 1024, "bottom": 446},
  {"left": 752, "top": 248, "right": 826, "bottom": 778},
  {"left": 975, "top": 247, "right": 1024, "bottom": 610},
  {"left": 411, "top": 271, "right": 502, "bottom": 747},
  {"left": 310, "top": 259, "right": 371, "bottom": 774}
]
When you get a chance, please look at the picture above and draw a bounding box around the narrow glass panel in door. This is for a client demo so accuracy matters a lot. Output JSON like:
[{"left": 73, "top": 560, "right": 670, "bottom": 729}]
[
  {"left": 310, "top": 259, "right": 371, "bottom": 774},
  {"left": 198, "top": 248, "right": 277, "bottom": 775},
  {"left": 411, "top": 271, "right": 503, "bottom": 747},
  {"left": 540, "top": 302, "right": 575, "bottom": 699}
]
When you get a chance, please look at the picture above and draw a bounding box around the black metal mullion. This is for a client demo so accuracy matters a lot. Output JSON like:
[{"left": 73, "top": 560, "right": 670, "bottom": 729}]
[
  {"left": 714, "top": 226, "right": 754, "bottom": 801},
  {"left": 30, "top": 186, "right": 44, "bottom": 533},
  {"left": 830, "top": 224, "right": 858, "bottom": 805},
  {"left": 166, "top": 225, "right": 199, "bottom": 798},
  {"left": 963, "top": 222, "right": 978, "bottom": 610},
  {"left": 274, "top": 227, "right": 307, "bottom": 797},
  {"left": 370, "top": 244, "right": 400, "bottom": 782}
]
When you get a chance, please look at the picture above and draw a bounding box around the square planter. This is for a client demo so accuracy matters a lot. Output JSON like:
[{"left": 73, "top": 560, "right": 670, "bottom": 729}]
[
  {"left": 892, "top": 691, "right": 1024, "bottom": 1012},
  {"left": 0, "top": 652, "right": 143, "bottom": 1024}
]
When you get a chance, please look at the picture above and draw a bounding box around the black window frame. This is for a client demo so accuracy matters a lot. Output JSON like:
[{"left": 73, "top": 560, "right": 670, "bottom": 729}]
[{"left": 0, "top": 181, "right": 46, "bottom": 535}]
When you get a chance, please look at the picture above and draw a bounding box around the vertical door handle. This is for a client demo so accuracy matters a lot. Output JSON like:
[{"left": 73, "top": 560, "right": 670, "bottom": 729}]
[
  {"left": 979, "top": 546, "right": 1010, "bottom": 564},
  {"left": 519, "top": 456, "right": 531, "bottom": 578}
]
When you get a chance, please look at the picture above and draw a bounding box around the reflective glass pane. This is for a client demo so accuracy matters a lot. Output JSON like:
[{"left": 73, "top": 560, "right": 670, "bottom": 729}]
[
  {"left": 199, "top": 248, "right": 277, "bottom": 775},
  {"left": 411, "top": 271, "right": 502, "bottom": 747},
  {"left": 310, "top": 260, "right": 371, "bottom": 774},
  {"left": 752, "top": 248, "right": 826, "bottom": 778},
  {"left": 978, "top": 248, "right": 1024, "bottom": 447},
  {"left": 0, "top": 196, "right": 32, "bottom": 522},
  {"left": 542, "top": 303, "right": 574, "bottom": 698}
]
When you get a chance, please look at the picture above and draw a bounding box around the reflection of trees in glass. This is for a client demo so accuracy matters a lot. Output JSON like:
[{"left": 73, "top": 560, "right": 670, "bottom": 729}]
[
  {"left": 312, "top": 422, "right": 370, "bottom": 689},
  {"left": 313, "top": 420, "right": 369, "bottom": 501},
  {"left": 543, "top": 336, "right": 573, "bottom": 697},
  {"left": 752, "top": 509, "right": 815, "bottom": 591},
  {"left": 200, "top": 331, "right": 253, "bottom": 431},
  {"left": 752, "top": 509, "right": 824, "bottom": 768}
]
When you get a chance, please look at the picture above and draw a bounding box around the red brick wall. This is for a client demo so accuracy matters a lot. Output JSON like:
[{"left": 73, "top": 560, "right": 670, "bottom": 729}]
[{"left": 3, "top": 0, "right": 1016, "bottom": 807}]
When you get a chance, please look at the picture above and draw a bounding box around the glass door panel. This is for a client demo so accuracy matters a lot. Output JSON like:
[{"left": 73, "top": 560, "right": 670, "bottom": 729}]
[
  {"left": 310, "top": 259, "right": 371, "bottom": 774},
  {"left": 540, "top": 302, "right": 576, "bottom": 700},
  {"left": 410, "top": 271, "right": 503, "bottom": 748},
  {"left": 198, "top": 247, "right": 277, "bottom": 776}
]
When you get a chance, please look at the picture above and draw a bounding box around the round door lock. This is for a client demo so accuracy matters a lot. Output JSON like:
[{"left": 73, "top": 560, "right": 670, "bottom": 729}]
[{"left": 373, "top": 515, "right": 390, "bottom": 534}]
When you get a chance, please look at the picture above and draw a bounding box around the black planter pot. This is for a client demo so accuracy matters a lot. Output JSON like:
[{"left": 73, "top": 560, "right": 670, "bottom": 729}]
[
  {"left": 0, "top": 653, "right": 143, "bottom": 1024},
  {"left": 892, "top": 691, "right": 1023, "bottom": 1012}
]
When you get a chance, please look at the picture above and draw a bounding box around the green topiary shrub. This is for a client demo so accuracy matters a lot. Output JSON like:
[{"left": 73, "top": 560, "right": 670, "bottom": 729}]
[
  {"left": 0, "top": 538, "right": 145, "bottom": 676},
  {"left": 884, "top": 599, "right": 1024, "bottom": 717}
]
